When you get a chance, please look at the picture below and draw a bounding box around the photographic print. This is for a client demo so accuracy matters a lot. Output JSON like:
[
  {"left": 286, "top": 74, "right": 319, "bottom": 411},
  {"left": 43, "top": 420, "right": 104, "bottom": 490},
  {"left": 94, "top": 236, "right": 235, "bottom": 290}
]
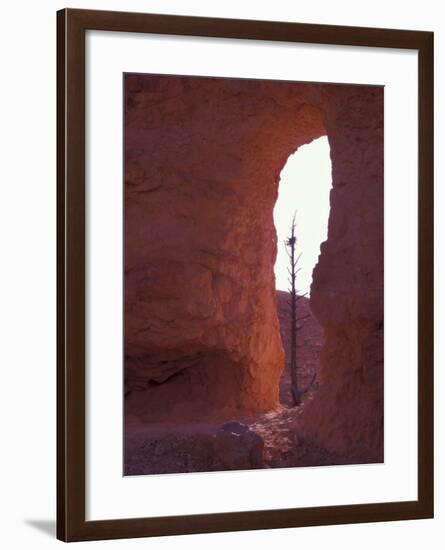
[
  {"left": 57, "top": 10, "right": 433, "bottom": 540},
  {"left": 123, "top": 74, "right": 384, "bottom": 476}
]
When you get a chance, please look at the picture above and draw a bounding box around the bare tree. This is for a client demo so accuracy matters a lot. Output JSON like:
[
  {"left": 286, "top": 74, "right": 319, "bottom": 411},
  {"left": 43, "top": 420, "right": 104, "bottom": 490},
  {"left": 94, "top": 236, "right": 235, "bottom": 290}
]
[{"left": 285, "top": 213, "right": 316, "bottom": 406}]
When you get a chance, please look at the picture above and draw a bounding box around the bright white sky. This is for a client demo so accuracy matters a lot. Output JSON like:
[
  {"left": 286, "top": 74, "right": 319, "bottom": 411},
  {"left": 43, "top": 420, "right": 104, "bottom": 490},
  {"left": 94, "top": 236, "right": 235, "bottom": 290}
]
[{"left": 273, "top": 136, "right": 332, "bottom": 295}]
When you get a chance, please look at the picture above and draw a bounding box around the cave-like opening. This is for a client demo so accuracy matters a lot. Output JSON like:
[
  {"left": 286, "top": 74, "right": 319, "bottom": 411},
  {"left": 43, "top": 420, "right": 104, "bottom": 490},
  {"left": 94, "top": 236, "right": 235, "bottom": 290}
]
[
  {"left": 273, "top": 136, "right": 332, "bottom": 406},
  {"left": 273, "top": 136, "right": 332, "bottom": 295},
  {"left": 125, "top": 75, "right": 384, "bottom": 474}
]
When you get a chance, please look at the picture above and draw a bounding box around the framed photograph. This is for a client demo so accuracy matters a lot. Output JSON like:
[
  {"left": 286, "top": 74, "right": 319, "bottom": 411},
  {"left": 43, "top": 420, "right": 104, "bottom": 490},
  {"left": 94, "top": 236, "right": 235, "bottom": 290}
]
[{"left": 57, "top": 8, "right": 434, "bottom": 542}]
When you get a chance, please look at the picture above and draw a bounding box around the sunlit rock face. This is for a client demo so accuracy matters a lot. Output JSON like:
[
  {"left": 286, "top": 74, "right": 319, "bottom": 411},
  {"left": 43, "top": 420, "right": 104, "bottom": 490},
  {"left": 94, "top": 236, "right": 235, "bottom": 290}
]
[
  {"left": 124, "top": 75, "right": 325, "bottom": 421},
  {"left": 125, "top": 73, "right": 383, "bottom": 461}
]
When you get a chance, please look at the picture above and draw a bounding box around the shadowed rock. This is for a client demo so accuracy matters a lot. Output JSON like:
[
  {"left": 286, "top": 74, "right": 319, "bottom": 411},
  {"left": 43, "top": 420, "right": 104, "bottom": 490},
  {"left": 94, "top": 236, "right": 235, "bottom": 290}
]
[{"left": 213, "top": 422, "right": 264, "bottom": 470}]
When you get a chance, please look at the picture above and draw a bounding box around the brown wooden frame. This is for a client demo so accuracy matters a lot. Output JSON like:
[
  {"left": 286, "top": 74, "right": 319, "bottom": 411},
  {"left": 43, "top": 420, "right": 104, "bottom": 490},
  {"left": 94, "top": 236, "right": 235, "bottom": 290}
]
[{"left": 57, "top": 8, "right": 434, "bottom": 542}]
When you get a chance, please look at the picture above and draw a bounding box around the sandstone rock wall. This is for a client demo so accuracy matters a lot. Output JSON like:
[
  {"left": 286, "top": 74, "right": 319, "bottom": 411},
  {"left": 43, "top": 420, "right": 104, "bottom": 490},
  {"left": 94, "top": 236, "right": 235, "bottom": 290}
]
[
  {"left": 124, "top": 76, "right": 325, "bottom": 421},
  {"left": 306, "top": 85, "right": 384, "bottom": 461}
]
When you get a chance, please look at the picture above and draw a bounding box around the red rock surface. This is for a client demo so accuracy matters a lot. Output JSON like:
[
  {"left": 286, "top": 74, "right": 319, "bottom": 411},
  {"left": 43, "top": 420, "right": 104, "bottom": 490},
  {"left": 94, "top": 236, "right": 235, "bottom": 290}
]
[
  {"left": 304, "top": 86, "right": 384, "bottom": 462},
  {"left": 124, "top": 75, "right": 383, "bottom": 463}
]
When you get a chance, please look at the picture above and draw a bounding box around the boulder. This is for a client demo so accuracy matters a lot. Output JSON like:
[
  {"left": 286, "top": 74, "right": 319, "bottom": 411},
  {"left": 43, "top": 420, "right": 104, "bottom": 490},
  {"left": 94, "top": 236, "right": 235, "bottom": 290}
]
[{"left": 213, "top": 422, "right": 264, "bottom": 470}]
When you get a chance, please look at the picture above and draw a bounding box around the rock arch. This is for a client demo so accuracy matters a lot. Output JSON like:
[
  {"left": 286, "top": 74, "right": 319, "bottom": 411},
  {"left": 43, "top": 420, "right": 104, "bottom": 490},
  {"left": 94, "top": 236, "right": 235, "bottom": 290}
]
[{"left": 124, "top": 75, "right": 383, "bottom": 461}]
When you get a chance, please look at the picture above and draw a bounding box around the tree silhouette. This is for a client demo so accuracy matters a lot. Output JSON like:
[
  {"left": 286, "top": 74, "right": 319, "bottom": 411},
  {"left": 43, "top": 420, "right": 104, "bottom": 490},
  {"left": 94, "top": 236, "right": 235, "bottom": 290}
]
[{"left": 285, "top": 213, "right": 315, "bottom": 406}]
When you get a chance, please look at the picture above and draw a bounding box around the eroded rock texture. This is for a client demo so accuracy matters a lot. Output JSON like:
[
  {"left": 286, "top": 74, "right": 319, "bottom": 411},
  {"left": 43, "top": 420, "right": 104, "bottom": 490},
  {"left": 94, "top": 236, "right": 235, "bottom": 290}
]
[
  {"left": 124, "top": 76, "right": 325, "bottom": 421},
  {"left": 124, "top": 75, "right": 383, "bottom": 462},
  {"left": 305, "top": 86, "right": 384, "bottom": 462}
]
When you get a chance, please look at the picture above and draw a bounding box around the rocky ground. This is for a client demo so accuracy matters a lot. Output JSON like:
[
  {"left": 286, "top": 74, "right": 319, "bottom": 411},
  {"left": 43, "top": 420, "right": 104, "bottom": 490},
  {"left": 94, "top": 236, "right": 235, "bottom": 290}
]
[{"left": 124, "top": 291, "right": 354, "bottom": 476}]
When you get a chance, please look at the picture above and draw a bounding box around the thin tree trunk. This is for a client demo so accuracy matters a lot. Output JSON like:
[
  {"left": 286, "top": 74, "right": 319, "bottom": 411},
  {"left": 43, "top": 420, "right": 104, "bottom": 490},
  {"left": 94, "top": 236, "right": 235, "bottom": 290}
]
[{"left": 287, "top": 215, "right": 301, "bottom": 406}]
